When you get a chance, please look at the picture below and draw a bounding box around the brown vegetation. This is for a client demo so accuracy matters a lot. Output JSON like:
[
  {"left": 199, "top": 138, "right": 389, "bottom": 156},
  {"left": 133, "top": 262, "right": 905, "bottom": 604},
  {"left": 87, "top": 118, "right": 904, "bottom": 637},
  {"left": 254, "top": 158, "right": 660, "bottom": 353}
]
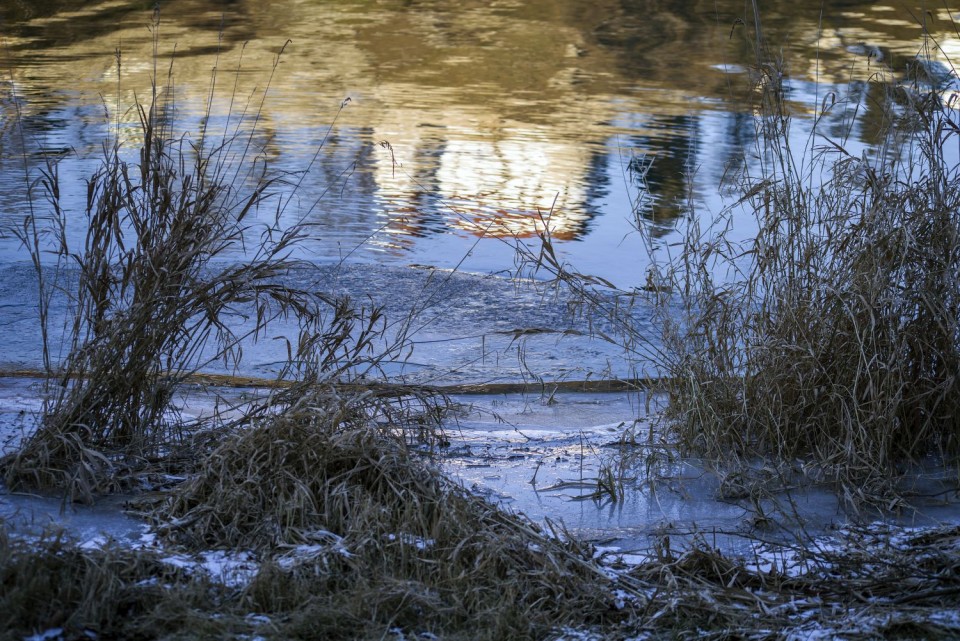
[
  {"left": 522, "top": 5, "right": 960, "bottom": 506},
  {"left": 2, "top": 6, "right": 960, "bottom": 641}
]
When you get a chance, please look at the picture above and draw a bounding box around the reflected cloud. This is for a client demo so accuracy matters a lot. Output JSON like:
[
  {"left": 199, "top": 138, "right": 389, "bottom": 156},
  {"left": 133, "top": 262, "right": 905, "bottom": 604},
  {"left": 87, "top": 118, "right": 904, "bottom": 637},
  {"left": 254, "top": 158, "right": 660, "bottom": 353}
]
[{"left": 434, "top": 136, "right": 589, "bottom": 239}]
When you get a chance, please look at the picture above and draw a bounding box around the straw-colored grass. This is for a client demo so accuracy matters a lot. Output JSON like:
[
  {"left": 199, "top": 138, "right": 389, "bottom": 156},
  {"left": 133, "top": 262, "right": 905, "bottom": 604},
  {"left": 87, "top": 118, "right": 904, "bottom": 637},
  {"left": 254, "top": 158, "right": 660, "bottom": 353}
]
[
  {"left": 152, "top": 389, "right": 631, "bottom": 639},
  {"left": 624, "top": 525, "right": 960, "bottom": 639},
  {"left": 0, "top": 22, "right": 392, "bottom": 502},
  {"left": 5, "top": 511, "right": 960, "bottom": 639},
  {"left": 660, "top": 36, "right": 960, "bottom": 503},
  {"left": 0, "top": 527, "right": 224, "bottom": 640},
  {"left": 519, "top": 6, "right": 960, "bottom": 506}
]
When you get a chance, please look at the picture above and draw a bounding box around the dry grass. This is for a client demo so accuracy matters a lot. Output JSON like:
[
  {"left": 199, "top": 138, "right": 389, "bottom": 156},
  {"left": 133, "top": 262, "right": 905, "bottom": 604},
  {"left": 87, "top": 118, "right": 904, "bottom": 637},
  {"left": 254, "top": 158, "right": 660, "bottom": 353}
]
[
  {"left": 619, "top": 524, "right": 960, "bottom": 640},
  {"left": 0, "top": 21, "right": 394, "bottom": 502},
  {"left": 0, "top": 526, "right": 228, "bottom": 641},
  {"left": 519, "top": 6, "right": 960, "bottom": 506},
  {"left": 659, "top": 23, "right": 960, "bottom": 503},
  {"left": 150, "top": 389, "right": 632, "bottom": 639},
  {"left": 5, "top": 511, "right": 959, "bottom": 639}
]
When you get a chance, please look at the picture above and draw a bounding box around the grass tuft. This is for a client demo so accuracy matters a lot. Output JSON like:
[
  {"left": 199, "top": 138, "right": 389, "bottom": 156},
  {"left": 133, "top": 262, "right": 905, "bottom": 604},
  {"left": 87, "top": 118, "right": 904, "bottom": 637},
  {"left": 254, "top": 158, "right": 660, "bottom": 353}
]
[
  {"left": 1, "top": 22, "right": 391, "bottom": 502},
  {"left": 151, "top": 389, "right": 630, "bottom": 639},
  {"left": 659, "top": 28, "right": 960, "bottom": 502},
  {"left": 0, "top": 527, "right": 221, "bottom": 640},
  {"left": 519, "top": 7, "right": 960, "bottom": 506}
]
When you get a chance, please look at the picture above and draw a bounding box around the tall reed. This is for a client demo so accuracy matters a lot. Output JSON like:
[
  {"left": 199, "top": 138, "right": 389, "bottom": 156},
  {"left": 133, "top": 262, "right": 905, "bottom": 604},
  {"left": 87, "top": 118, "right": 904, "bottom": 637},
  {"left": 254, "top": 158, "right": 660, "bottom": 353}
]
[
  {"left": 521, "top": 10, "right": 960, "bottom": 503},
  {"left": 1, "top": 20, "right": 397, "bottom": 500},
  {"left": 665, "top": 19, "right": 960, "bottom": 500}
]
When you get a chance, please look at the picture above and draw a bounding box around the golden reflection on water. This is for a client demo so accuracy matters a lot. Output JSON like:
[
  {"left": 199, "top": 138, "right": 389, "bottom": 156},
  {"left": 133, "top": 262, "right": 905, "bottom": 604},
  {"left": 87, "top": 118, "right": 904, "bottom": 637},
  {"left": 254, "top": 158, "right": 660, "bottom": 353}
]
[{"left": 1, "top": 0, "right": 958, "bottom": 256}]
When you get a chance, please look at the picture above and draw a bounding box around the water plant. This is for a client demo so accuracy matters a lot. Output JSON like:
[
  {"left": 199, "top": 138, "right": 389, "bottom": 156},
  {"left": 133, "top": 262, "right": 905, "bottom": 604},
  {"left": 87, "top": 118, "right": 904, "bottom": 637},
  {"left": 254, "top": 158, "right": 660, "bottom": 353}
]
[
  {"left": 0, "top": 21, "right": 400, "bottom": 501},
  {"left": 662, "top": 14, "right": 960, "bottom": 502},
  {"left": 520, "top": 6, "right": 960, "bottom": 505}
]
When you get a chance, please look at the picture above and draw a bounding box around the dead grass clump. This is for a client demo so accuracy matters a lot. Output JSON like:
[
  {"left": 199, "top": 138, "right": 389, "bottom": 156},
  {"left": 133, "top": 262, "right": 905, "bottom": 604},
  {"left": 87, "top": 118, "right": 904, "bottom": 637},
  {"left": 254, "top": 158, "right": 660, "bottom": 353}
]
[
  {"left": 0, "top": 528, "right": 224, "bottom": 640},
  {"left": 159, "top": 394, "right": 444, "bottom": 550},
  {"left": 1, "top": 25, "right": 381, "bottom": 501},
  {"left": 798, "top": 524, "right": 960, "bottom": 606},
  {"left": 518, "top": 8, "right": 960, "bottom": 506},
  {"left": 626, "top": 526, "right": 960, "bottom": 639},
  {"left": 155, "top": 392, "right": 633, "bottom": 639},
  {"left": 658, "top": 34, "right": 960, "bottom": 502},
  {"left": 5, "top": 518, "right": 959, "bottom": 639}
]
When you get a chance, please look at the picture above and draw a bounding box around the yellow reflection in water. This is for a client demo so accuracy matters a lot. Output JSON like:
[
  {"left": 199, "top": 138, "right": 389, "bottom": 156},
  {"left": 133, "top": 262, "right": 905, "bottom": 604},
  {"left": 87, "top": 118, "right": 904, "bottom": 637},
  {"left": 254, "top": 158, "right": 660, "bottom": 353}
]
[{"left": 1, "top": 0, "right": 957, "bottom": 251}]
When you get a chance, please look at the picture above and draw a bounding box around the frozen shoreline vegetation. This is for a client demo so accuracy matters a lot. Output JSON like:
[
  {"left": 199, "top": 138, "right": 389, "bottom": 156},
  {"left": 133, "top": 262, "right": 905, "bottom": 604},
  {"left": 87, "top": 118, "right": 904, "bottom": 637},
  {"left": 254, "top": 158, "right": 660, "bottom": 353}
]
[
  {"left": 3, "top": 495, "right": 960, "bottom": 639},
  {"left": 3, "top": 7, "right": 960, "bottom": 641},
  {"left": 518, "top": 15, "right": 960, "bottom": 506},
  {"left": 2, "top": 382, "right": 958, "bottom": 639}
]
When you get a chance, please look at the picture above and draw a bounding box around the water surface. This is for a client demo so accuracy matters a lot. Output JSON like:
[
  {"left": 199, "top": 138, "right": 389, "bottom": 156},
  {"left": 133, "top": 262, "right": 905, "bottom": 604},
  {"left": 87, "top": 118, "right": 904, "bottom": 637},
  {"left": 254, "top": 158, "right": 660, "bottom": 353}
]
[{"left": 0, "top": 0, "right": 957, "bottom": 378}]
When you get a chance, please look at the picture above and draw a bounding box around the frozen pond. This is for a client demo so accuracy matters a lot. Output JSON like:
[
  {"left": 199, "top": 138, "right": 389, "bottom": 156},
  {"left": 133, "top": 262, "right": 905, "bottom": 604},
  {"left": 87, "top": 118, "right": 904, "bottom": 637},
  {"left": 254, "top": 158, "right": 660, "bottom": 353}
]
[
  {"left": 1, "top": 0, "right": 959, "bottom": 574},
  {"left": 439, "top": 391, "right": 960, "bottom": 555},
  {"left": 3, "top": 377, "right": 958, "bottom": 559},
  {"left": 0, "top": 261, "right": 663, "bottom": 383}
]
